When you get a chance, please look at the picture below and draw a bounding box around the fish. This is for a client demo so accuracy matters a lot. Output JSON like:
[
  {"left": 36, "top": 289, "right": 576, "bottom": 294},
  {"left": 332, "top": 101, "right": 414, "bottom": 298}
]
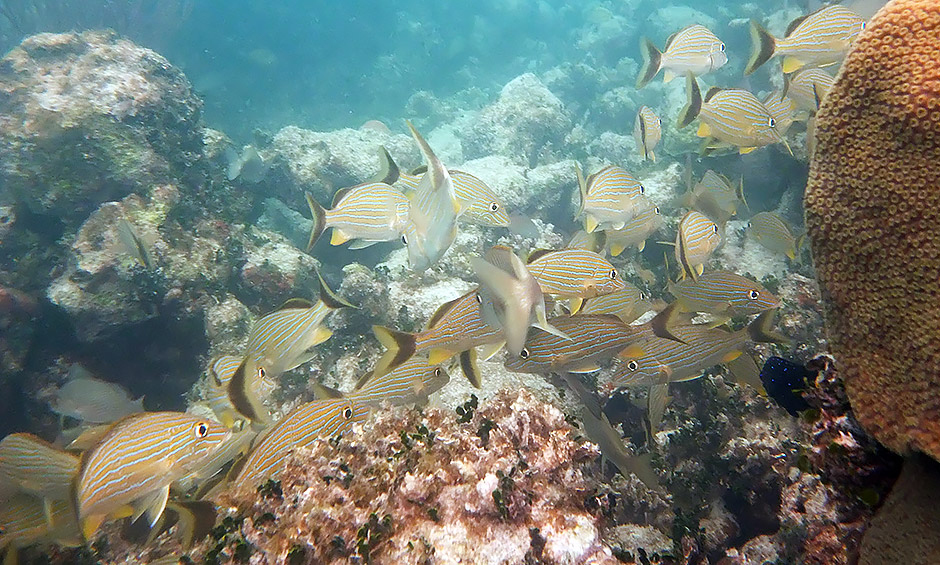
[
  {"left": 667, "top": 270, "right": 780, "bottom": 322},
  {"left": 504, "top": 306, "right": 682, "bottom": 375},
  {"left": 605, "top": 199, "right": 663, "bottom": 256},
  {"left": 678, "top": 74, "right": 790, "bottom": 155},
  {"left": 50, "top": 366, "right": 144, "bottom": 425},
  {"left": 204, "top": 355, "right": 268, "bottom": 429},
  {"left": 566, "top": 230, "right": 607, "bottom": 255},
  {"left": 611, "top": 309, "right": 789, "bottom": 388},
  {"left": 125, "top": 500, "right": 218, "bottom": 551},
  {"left": 73, "top": 411, "right": 230, "bottom": 539},
  {"left": 525, "top": 248, "right": 626, "bottom": 312},
  {"left": 402, "top": 121, "right": 463, "bottom": 271},
  {"left": 372, "top": 289, "right": 505, "bottom": 386},
  {"left": 680, "top": 170, "right": 747, "bottom": 225},
  {"left": 314, "top": 356, "right": 450, "bottom": 408},
  {"left": 784, "top": 67, "right": 835, "bottom": 113},
  {"left": 575, "top": 164, "right": 647, "bottom": 232},
  {"left": 304, "top": 183, "right": 411, "bottom": 251},
  {"left": 673, "top": 211, "right": 722, "bottom": 281},
  {"left": 507, "top": 214, "right": 540, "bottom": 239},
  {"left": 560, "top": 373, "right": 659, "bottom": 489},
  {"left": 229, "top": 271, "right": 354, "bottom": 425},
  {"left": 0, "top": 433, "right": 80, "bottom": 530},
  {"left": 759, "top": 357, "right": 813, "bottom": 416},
  {"left": 472, "top": 245, "right": 568, "bottom": 357},
  {"left": 225, "top": 145, "right": 267, "bottom": 183},
  {"left": 646, "top": 379, "right": 671, "bottom": 437},
  {"left": 633, "top": 106, "right": 662, "bottom": 162},
  {"left": 636, "top": 24, "right": 728, "bottom": 88},
  {"left": 0, "top": 494, "right": 82, "bottom": 563},
  {"left": 229, "top": 398, "right": 367, "bottom": 491},
  {"left": 173, "top": 427, "right": 258, "bottom": 495},
  {"left": 116, "top": 218, "right": 152, "bottom": 270},
  {"left": 573, "top": 285, "right": 653, "bottom": 325},
  {"left": 760, "top": 90, "right": 796, "bottom": 136},
  {"left": 745, "top": 5, "right": 866, "bottom": 75},
  {"left": 380, "top": 149, "right": 510, "bottom": 228},
  {"left": 746, "top": 211, "right": 804, "bottom": 260}
]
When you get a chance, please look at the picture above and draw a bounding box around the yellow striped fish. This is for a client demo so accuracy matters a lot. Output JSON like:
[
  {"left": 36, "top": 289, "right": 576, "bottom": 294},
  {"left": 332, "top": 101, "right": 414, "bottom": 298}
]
[
  {"left": 403, "top": 121, "right": 463, "bottom": 271},
  {"left": 314, "top": 356, "right": 450, "bottom": 408},
  {"left": 678, "top": 74, "right": 789, "bottom": 155},
  {"left": 229, "top": 272, "right": 354, "bottom": 424},
  {"left": 573, "top": 285, "right": 652, "bottom": 324},
  {"left": 612, "top": 310, "right": 787, "bottom": 387},
  {"left": 746, "top": 5, "right": 866, "bottom": 74},
  {"left": 633, "top": 106, "right": 662, "bottom": 162},
  {"left": 746, "top": 212, "right": 804, "bottom": 260},
  {"left": 674, "top": 211, "right": 722, "bottom": 281},
  {"left": 473, "top": 246, "right": 568, "bottom": 357},
  {"left": 606, "top": 199, "right": 663, "bottom": 256},
  {"left": 0, "top": 494, "right": 81, "bottom": 561},
  {"left": 205, "top": 355, "right": 251, "bottom": 428},
  {"left": 173, "top": 427, "right": 258, "bottom": 495},
  {"left": 784, "top": 67, "right": 834, "bottom": 113},
  {"left": 761, "top": 90, "right": 796, "bottom": 136},
  {"left": 680, "top": 170, "right": 746, "bottom": 225},
  {"left": 0, "top": 433, "right": 79, "bottom": 506},
  {"left": 304, "top": 182, "right": 410, "bottom": 251},
  {"left": 526, "top": 249, "right": 625, "bottom": 311},
  {"left": 566, "top": 230, "right": 607, "bottom": 255},
  {"left": 230, "top": 398, "right": 367, "bottom": 491},
  {"left": 636, "top": 24, "right": 728, "bottom": 88},
  {"left": 372, "top": 289, "right": 504, "bottom": 383},
  {"left": 667, "top": 271, "right": 780, "bottom": 320},
  {"left": 575, "top": 164, "right": 646, "bottom": 233},
  {"left": 73, "top": 412, "right": 230, "bottom": 539}
]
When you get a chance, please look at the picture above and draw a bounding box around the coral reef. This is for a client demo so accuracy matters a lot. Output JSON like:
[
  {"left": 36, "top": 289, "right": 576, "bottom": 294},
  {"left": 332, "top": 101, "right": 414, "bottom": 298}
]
[{"left": 805, "top": 0, "right": 940, "bottom": 460}]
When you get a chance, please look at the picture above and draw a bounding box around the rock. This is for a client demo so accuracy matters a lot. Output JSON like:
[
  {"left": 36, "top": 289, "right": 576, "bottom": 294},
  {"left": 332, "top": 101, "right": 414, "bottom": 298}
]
[
  {"left": 234, "top": 226, "right": 320, "bottom": 310},
  {"left": 519, "top": 159, "right": 579, "bottom": 221},
  {"left": 0, "top": 31, "right": 204, "bottom": 228},
  {"left": 0, "top": 285, "right": 39, "bottom": 373}
]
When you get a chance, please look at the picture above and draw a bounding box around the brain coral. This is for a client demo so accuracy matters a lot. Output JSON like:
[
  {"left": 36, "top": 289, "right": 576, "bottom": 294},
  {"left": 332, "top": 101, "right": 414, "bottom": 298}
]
[{"left": 805, "top": 0, "right": 940, "bottom": 460}]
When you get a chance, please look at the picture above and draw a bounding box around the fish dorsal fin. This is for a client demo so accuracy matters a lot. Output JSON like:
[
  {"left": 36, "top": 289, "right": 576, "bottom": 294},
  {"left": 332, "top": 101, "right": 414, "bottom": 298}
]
[
  {"left": 277, "top": 298, "right": 315, "bottom": 311},
  {"left": 785, "top": 13, "right": 810, "bottom": 37},
  {"left": 352, "top": 370, "right": 375, "bottom": 392},
  {"left": 426, "top": 293, "right": 466, "bottom": 330},
  {"left": 704, "top": 86, "right": 722, "bottom": 103},
  {"left": 459, "top": 349, "right": 481, "bottom": 388},
  {"left": 664, "top": 31, "right": 678, "bottom": 51},
  {"left": 485, "top": 245, "right": 524, "bottom": 279},
  {"left": 575, "top": 162, "right": 588, "bottom": 216},
  {"left": 406, "top": 121, "right": 448, "bottom": 195},
  {"left": 526, "top": 248, "right": 554, "bottom": 264},
  {"left": 317, "top": 270, "right": 357, "bottom": 310},
  {"left": 312, "top": 381, "right": 346, "bottom": 399},
  {"left": 227, "top": 359, "right": 268, "bottom": 425},
  {"left": 371, "top": 146, "right": 400, "bottom": 185},
  {"left": 331, "top": 186, "right": 354, "bottom": 208},
  {"left": 409, "top": 165, "right": 429, "bottom": 175}
]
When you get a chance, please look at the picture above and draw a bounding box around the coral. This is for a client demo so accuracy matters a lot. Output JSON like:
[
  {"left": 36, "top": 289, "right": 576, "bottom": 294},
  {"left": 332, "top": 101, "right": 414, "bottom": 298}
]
[
  {"left": 804, "top": 0, "right": 940, "bottom": 460},
  {"left": 465, "top": 73, "right": 572, "bottom": 167},
  {"left": 0, "top": 31, "right": 205, "bottom": 228}
]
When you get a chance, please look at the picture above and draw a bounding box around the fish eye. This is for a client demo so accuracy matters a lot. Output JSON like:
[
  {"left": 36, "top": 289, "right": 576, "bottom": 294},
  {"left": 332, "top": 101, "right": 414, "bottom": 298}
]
[
  {"left": 719, "top": 43, "right": 726, "bottom": 52},
  {"left": 748, "top": 289, "right": 760, "bottom": 300},
  {"left": 768, "top": 117, "right": 776, "bottom": 128},
  {"left": 654, "top": 207, "right": 660, "bottom": 214},
  {"left": 609, "top": 269, "right": 617, "bottom": 279},
  {"left": 475, "top": 293, "right": 483, "bottom": 304},
  {"left": 520, "top": 348, "right": 530, "bottom": 360},
  {"left": 860, "top": 22, "right": 866, "bottom": 30},
  {"left": 194, "top": 422, "right": 209, "bottom": 439},
  {"left": 343, "top": 407, "right": 353, "bottom": 419},
  {"left": 627, "top": 360, "right": 639, "bottom": 371},
  {"left": 639, "top": 184, "right": 646, "bottom": 194},
  {"left": 401, "top": 234, "right": 408, "bottom": 245},
  {"left": 434, "top": 367, "right": 441, "bottom": 377},
  {"left": 712, "top": 224, "right": 719, "bottom": 234},
  {"left": 257, "top": 367, "right": 266, "bottom": 379},
  {"left": 657, "top": 118, "right": 662, "bottom": 126},
  {"left": 489, "top": 202, "right": 499, "bottom": 212}
]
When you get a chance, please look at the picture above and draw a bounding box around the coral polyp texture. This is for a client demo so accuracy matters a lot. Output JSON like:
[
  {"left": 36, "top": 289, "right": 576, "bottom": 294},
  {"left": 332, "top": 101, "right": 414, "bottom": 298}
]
[{"left": 805, "top": 0, "right": 940, "bottom": 461}]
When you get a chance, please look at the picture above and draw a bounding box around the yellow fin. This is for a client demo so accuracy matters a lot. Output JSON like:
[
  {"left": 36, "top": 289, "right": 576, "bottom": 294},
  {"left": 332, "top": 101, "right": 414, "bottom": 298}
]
[
  {"left": 781, "top": 56, "right": 804, "bottom": 73},
  {"left": 738, "top": 146, "right": 758, "bottom": 155},
  {"left": 568, "top": 297, "right": 584, "bottom": 314},
  {"left": 663, "top": 69, "right": 675, "bottom": 83},
  {"left": 330, "top": 229, "right": 352, "bottom": 246},
  {"left": 477, "top": 340, "right": 505, "bottom": 362},
  {"left": 428, "top": 348, "right": 456, "bottom": 366},
  {"left": 82, "top": 514, "right": 107, "bottom": 540},
  {"left": 721, "top": 350, "right": 743, "bottom": 363},
  {"left": 610, "top": 244, "right": 626, "bottom": 257},
  {"left": 637, "top": 241, "right": 646, "bottom": 252},
  {"left": 568, "top": 362, "right": 601, "bottom": 373},
  {"left": 618, "top": 344, "right": 646, "bottom": 359},
  {"left": 585, "top": 215, "right": 599, "bottom": 233},
  {"left": 695, "top": 264, "right": 704, "bottom": 276},
  {"left": 696, "top": 122, "right": 712, "bottom": 137},
  {"left": 310, "top": 326, "right": 333, "bottom": 347}
]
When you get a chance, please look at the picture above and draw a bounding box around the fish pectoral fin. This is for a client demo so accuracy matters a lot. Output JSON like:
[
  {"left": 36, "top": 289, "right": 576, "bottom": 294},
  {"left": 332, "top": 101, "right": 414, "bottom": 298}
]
[
  {"left": 131, "top": 485, "right": 170, "bottom": 528},
  {"left": 637, "top": 241, "right": 646, "bottom": 252},
  {"left": 696, "top": 122, "right": 712, "bottom": 137},
  {"left": 611, "top": 221, "right": 626, "bottom": 230},
  {"left": 706, "top": 316, "right": 732, "bottom": 329},
  {"left": 568, "top": 362, "right": 602, "bottom": 373},
  {"left": 428, "top": 348, "right": 457, "bottom": 366},
  {"left": 781, "top": 56, "right": 804, "bottom": 74},
  {"left": 42, "top": 498, "right": 56, "bottom": 529},
  {"left": 346, "top": 239, "right": 381, "bottom": 250},
  {"left": 610, "top": 243, "right": 626, "bottom": 257},
  {"left": 310, "top": 326, "right": 334, "bottom": 347},
  {"left": 458, "top": 349, "right": 481, "bottom": 388},
  {"left": 663, "top": 70, "right": 675, "bottom": 83},
  {"left": 330, "top": 229, "right": 353, "bottom": 246},
  {"left": 568, "top": 297, "right": 584, "bottom": 315},
  {"left": 721, "top": 350, "right": 743, "bottom": 363},
  {"left": 477, "top": 340, "right": 506, "bottom": 362},
  {"left": 585, "top": 215, "right": 599, "bottom": 233},
  {"left": 81, "top": 513, "right": 108, "bottom": 541},
  {"left": 738, "top": 146, "right": 758, "bottom": 155}
]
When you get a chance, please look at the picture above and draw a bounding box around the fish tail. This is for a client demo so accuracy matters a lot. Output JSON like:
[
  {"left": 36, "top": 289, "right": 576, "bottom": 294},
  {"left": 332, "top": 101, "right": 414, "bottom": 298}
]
[
  {"left": 636, "top": 37, "right": 662, "bottom": 89},
  {"left": 745, "top": 20, "right": 776, "bottom": 75},
  {"left": 371, "top": 146, "right": 400, "bottom": 185},
  {"left": 677, "top": 72, "right": 702, "bottom": 129},
  {"left": 458, "top": 349, "right": 482, "bottom": 388},
  {"left": 372, "top": 325, "right": 417, "bottom": 375},
  {"left": 575, "top": 162, "right": 587, "bottom": 218},
  {"left": 304, "top": 192, "right": 327, "bottom": 252},
  {"left": 227, "top": 358, "right": 270, "bottom": 425},
  {"left": 316, "top": 270, "right": 356, "bottom": 310},
  {"left": 746, "top": 309, "right": 791, "bottom": 345}
]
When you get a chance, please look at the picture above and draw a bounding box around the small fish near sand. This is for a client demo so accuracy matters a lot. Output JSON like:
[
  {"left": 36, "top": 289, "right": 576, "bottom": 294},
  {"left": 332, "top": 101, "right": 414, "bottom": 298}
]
[
  {"left": 746, "top": 211, "right": 804, "bottom": 261},
  {"left": 633, "top": 106, "right": 662, "bottom": 162},
  {"left": 50, "top": 366, "right": 144, "bottom": 425},
  {"left": 745, "top": 5, "right": 866, "bottom": 75},
  {"left": 304, "top": 182, "right": 411, "bottom": 251},
  {"left": 575, "top": 164, "right": 647, "bottom": 233},
  {"left": 636, "top": 24, "right": 728, "bottom": 88}
]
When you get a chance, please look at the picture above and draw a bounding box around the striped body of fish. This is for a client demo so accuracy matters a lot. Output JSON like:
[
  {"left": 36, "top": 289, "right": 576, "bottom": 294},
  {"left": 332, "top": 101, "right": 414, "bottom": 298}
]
[
  {"left": 204, "top": 355, "right": 255, "bottom": 428},
  {"left": 574, "top": 286, "right": 652, "bottom": 324},
  {"left": 504, "top": 314, "right": 656, "bottom": 374},
  {"left": 678, "top": 74, "right": 787, "bottom": 155},
  {"left": 566, "top": 230, "right": 607, "bottom": 255},
  {"left": 761, "top": 90, "right": 796, "bottom": 135},
  {"left": 606, "top": 199, "right": 663, "bottom": 256},
  {"left": 668, "top": 271, "right": 780, "bottom": 319},
  {"left": 576, "top": 164, "right": 647, "bottom": 233},
  {"left": 0, "top": 433, "right": 79, "bottom": 503},
  {"left": 746, "top": 212, "right": 804, "bottom": 260},
  {"left": 403, "top": 122, "right": 463, "bottom": 271},
  {"left": 372, "top": 289, "right": 504, "bottom": 377},
  {"left": 230, "top": 398, "right": 366, "bottom": 491},
  {"left": 526, "top": 249, "right": 625, "bottom": 305},
  {"left": 682, "top": 170, "right": 746, "bottom": 225},
  {"left": 746, "top": 5, "right": 866, "bottom": 74},
  {"left": 305, "top": 183, "right": 410, "bottom": 251},
  {"left": 611, "top": 310, "right": 786, "bottom": 387},
  {"left": 675, "top": 211, "right": 722, "bottom": 280},
  {"left": 637, "top": 24, "right": 727, "bottom": 88},
  {"left": 0, "top": 494, "right": 81, "bottom": 556},
  {"left": 633, "top": 106, "right": 662, "bottom": 162},
  {"left": 326, "top": 357, "right": 450, "bottom": 408},
  {"left": 785, "top": 68, "right": 834, "bottom": 112},
  {"left": 173, "top": 427, "right": 257, "bottom": 495},
  {"left": 74, "top": 412, "right": 230, "bottom": 538}
]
